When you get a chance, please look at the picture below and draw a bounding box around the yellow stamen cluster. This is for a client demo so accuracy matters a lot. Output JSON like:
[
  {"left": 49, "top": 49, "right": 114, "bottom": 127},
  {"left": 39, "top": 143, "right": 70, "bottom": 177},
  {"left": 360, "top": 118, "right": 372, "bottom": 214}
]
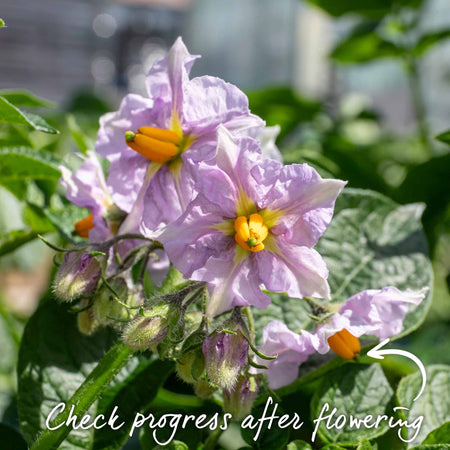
[
  {"left": 74, "top": 214, "right": 94, "bottom": 238},
  {"left": 125, "top": 126, "right": 180, "bottom": 163},
  {"left": 327, "top": 329, "right": 361, "bottom": 360},
  {"left": 234, "top": 213, "right": 269, "bottom": 252}
]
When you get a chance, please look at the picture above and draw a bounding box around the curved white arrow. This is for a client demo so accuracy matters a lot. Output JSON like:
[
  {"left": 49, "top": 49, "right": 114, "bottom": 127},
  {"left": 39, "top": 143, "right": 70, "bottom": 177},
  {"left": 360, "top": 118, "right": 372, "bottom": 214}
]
[{"left": 367, "top": 338, "right": 427, "bottom": 402}]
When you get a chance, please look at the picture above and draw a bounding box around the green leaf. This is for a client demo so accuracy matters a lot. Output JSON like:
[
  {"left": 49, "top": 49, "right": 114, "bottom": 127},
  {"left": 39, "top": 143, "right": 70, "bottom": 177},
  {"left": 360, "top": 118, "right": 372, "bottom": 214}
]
[
  {"left": 92, "top": 358, "right": 174, "bottom": 450},
  {"left": 0, "top": 96, "right": 58, "bottom": 134},
  {"left": 140, "top": 410, "right": 209, "bottom": 450},
  {"left": 23, "top": 203, "right": 56, "bottom": 234},
  {"left": 316, "top": 189, "right": 432, "bottom": 338},
  {"left": 414, "top": 30, "right": 450, "bottom": 56},
  {"left": 0, "top": 229, "right": 40, "bottom": 257},
  {"left": 435, "top": 130, "right": 450, "bottom": 146},
  {"left": 0, "top": 147, "right": 62, "bottom": 184},
  {"left": 42, "top": 202, "right": 90, "bottom": 242},
  {"left": 409, "top": 446, "right": 450, "bottom": 449},
  {"left": 0, "top": 19, "right": 5, "bottom": 27},
  {"left": 397, "top": 365, "right": 450, "bottom": 446},
  {"left": 331, "top": 27, "right": 402, "bottom": 64},
  {"left": 152, "top": 442, "right": 189, "bottom": 450},
  {"left": 358, "top": 437, "right": 375, "bottom": 449},
  {"left": 67, "top": 115, "right": 93, "bottom": 154},
  {"left": 241, "top": 403, "right": 290, "bottom": 449},
  {"left": 0, "top": 423, "right": 28, "bottom": 449},
  {"left": 17, "top": 301, "right": 120, "bottom": 449},
  {"left": 247, "top": 87, "right": 321, "bottom": 142},
  {"left": 422, "top": 422, "right": 450, "bottom": 445},
  {"left": 305, "top": 0, "right": 423, "bottom": 18},
  {"left": 0, "top": 90, "right": 55, "bottom": 108},
  {"left": 287, "top": 440, "right": 313, "bottom": 449},
  {"left": 322, "top": 445, "right": 346, "bottom": 450},
  {"left": 252, "top": 293, "right": 316, "bottom": 345},
  {"left": 311, "top": 364, "right": 394, "bottom": 445},
  {"left": 396, "top": 153, "right": 450, "bottom": 225}
]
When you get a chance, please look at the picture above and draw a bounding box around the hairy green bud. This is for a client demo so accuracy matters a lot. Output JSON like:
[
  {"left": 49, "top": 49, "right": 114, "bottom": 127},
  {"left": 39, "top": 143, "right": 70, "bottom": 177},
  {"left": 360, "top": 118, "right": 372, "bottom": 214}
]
[
  {"left": 77, "top": 299, "right": 99, "bottom": 336},
  {"left": 176, "top": 348, "right": 205, "bottom": 384},
  {"left": 193, "top": 378, "right": 217, "bottom": 399},
  {"left": 93, "top": 278, "right": 142, "bottom": 329},
  {"left": 122, "top": 315, "right": 169, "bottom": 351}
]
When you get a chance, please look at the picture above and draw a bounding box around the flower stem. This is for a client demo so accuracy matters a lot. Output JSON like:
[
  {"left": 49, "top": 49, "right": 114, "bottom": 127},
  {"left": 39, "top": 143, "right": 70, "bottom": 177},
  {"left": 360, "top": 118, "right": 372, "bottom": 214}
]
[
  {"left": 30, "top": 341, "right": 134, "bottom": 450},
  {"left": 242, "top": 307, "right": 255, "bottom": 342},
  {"left": 406, "top": 57, "right": 433, "bottom": 156},
  {"left": 204, "top": 419, "right": 225, "bottom": 450}
]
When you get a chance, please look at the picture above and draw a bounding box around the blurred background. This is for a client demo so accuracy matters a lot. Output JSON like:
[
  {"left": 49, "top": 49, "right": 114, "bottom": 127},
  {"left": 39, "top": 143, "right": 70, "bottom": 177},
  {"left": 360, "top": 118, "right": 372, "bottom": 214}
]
[{"left": 0, "top": 0, "right": 449, "bottom": 429}]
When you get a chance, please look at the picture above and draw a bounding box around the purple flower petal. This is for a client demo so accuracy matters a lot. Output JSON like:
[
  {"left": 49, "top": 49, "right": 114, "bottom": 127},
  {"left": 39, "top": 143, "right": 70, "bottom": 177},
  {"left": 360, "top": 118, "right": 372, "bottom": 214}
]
[
  {"left": 60, "top": 151, "right": 112, "bottom": 241},
  {"left": 314, "top": 286, "right": 428, "bottom": 353},
  {"left": 254, "top": 161, "right": 346, "bottom": 247},
  {"left": 256, "top": 240, "right": 331, "bottom": 300},
  {"left": 145, "top": 36, "right": 200, "bottom": 125},
  {"left": 252, "top": 321, "right": 318, "bottom": 389}
]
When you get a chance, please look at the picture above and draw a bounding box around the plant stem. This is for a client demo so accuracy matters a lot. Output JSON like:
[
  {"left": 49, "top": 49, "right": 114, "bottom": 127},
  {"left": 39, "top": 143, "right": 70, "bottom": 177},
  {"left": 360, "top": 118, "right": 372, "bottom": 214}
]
[
  {"left": 30, "top": 341, "right": 134, "bottom": 450},
  {"left": 242, "top": 307, "right": 255, "bottom": 342},
  {"left": 204, "top": 419, "right": 225, "bottom": 450},
  {"left": 406, "top": 57, "right": 433, "bottom": 156}
]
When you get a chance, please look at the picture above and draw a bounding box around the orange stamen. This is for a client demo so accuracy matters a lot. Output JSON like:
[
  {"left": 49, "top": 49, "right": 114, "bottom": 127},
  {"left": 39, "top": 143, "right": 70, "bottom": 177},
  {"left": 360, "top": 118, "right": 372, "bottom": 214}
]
[
  {"left": 125, "top": 127, "right": 181, "bottom": 163},
  {"left": 327, "top": 329, "right": 361, "bottom": 360},
  {"left": 74, "top": 214, "right": 94, "bottom": 238}
]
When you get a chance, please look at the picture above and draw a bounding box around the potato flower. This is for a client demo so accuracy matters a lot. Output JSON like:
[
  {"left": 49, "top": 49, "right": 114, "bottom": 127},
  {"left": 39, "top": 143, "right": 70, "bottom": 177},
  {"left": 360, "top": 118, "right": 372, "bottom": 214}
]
[{"left": 161, "top": 126, "right": 345, "bottom": 315}]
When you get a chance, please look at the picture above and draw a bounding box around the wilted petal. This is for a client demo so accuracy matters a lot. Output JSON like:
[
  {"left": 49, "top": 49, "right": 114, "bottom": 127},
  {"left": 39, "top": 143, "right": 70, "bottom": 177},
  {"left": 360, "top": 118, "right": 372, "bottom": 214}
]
[
  {"left": 252, "top": 321, "right": 318, "bottom": 389},
  {"left": 314, "top": 286, "right": 428, "bottom": 354}
]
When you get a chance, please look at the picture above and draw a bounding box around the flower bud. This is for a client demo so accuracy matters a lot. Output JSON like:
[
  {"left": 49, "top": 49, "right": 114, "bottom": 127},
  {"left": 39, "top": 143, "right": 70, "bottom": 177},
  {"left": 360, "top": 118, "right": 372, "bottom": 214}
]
[
  {"left": 93, "top": 278, "right": 142, "bottom": 329},
  {"left": 202, "top": 330, "right": 249, "bottom": 389},
  {"left": 223, "top": 375, "right": 259, "bottom": 420},
  {"left": 77, "top": 299, "right": 99, "bottom": 336},
  {"left": 122, "top": 301, "right": 176, "bottom": 352},
  {"left": 193, "top": 378, "right": 217, "bottom": 399},
  {"left": 176, "top": 348, "right": 205, "bottom": 384},
  {"left": 53, "top": 252, "right": 101, "bottom": 302},
  {"left": 122, "top": 315, "right": 169, "bottom": 351}
]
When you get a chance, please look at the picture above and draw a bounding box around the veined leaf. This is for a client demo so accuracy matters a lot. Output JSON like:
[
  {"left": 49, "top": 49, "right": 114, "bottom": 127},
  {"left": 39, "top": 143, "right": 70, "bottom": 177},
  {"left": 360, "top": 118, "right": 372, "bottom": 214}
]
[
  {"left": 397, "top": 365, "right": 450, "bottom": 446},
  {"left": 0, "top": 147, "right": 62, "bottom": 184},
  {"left": 311, "top": 364, "right": 394, "bottom": 445},
  {"left": 0, "top": 96, "right": 58, "bottom": 134},
  {"left": 0, "top": 229, "right": 41, "bottom": 257},
  {"left": 17, "top": 301, "right": 125, "bottom": 449},
  {"left": 0, "top": 90, "right": 55, "bottom": 108}
]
